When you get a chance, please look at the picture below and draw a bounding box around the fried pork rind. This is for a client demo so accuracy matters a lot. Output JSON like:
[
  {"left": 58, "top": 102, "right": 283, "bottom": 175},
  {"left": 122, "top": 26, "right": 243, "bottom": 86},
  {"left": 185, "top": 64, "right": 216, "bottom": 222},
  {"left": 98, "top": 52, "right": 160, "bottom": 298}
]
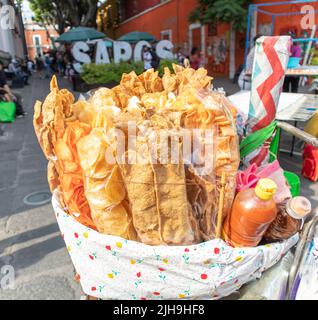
[
  {"left": 120, "top": 71, "right": 146, "bottom": 97},
  {"left": 138, "top": 68, "right": 163, "bottom": 93},
  {"left": 89, "top": 87, "right": 119, "bottom": 108},
  {"left": 55, "top": 121, "right": 95, "bottom": 229},
  {"left": 141, "top": 92, "right": 168, "bottom": 111},
  {"left": 47, "top": 160, "right": 59, "bottom": 192},
  {"left": 35, "top": 66, "right": 239, "bottom": 245},
  {"left": 162, "top": 67, "right": 178, "bottom": 93},
  {"left": 33, "top": 76, "right": 75, "bottom": 159},
  {"left": 33, "top": 77, "right": 95, "bottom": 229},
  {"left": 77, "top": 129, "right": 137, "bottom": 240},
  {"left": 170, "top": 64, "right": 213, "bottom": 94},
  {"left": 111, "top": 85, "right": 131, "bottom": 109}
]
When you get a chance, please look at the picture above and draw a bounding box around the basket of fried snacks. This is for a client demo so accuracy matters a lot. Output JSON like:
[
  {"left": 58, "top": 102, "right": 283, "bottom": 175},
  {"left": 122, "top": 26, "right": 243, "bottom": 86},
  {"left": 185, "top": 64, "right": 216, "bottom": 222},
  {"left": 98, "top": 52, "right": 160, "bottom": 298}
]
[{"left": 34, "top": 66, "right": 298, "bottom": 300}]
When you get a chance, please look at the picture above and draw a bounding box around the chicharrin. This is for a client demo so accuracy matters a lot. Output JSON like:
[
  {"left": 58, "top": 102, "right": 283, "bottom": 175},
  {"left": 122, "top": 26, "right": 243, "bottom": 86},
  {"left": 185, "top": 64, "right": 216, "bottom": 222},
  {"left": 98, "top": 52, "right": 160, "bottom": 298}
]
[{"left": 113, "top": 305, "right": 147, "bottom": 318}]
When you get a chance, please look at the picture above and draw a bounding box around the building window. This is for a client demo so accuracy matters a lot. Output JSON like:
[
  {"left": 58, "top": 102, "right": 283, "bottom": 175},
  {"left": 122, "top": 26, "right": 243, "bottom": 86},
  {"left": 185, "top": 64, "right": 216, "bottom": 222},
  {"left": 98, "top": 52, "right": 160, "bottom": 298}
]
[
  {"left": 161, "top": 29, "right": 172, "bottom": 42},
  {"left": 33, "top": 35, "right": 42, "bottom": 56}
]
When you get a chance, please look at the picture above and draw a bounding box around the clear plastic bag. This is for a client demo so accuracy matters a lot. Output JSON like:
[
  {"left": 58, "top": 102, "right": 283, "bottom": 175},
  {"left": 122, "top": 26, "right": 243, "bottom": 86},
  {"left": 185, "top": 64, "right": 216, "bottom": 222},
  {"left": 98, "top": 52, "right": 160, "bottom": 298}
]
[{"left": 35, "top": 67, "right": 240, "bottom": 246}]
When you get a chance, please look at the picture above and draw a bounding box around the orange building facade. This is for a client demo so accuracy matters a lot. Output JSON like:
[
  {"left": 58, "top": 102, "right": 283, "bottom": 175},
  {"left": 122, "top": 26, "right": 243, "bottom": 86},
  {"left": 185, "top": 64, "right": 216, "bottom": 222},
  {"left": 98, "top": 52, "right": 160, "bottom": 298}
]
[
  {"left": 24, "top": 22, "right": 59, "bottom": 60},
  {"left": 115, "top": 0, "right": 242, "bottom": 78},
  {"left": 103, "top": 0, "right": 318, "bottom": 78}
]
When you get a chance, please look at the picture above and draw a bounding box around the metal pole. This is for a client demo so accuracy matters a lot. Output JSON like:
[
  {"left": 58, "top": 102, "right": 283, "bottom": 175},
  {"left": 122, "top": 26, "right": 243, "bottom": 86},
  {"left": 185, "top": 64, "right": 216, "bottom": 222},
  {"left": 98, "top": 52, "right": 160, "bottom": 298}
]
[
  {"left": 244, "top": 5, "right": 252, "bottom": 69},
  {"left": 271, "top": 15, "right": 276, "bottom": 36}
]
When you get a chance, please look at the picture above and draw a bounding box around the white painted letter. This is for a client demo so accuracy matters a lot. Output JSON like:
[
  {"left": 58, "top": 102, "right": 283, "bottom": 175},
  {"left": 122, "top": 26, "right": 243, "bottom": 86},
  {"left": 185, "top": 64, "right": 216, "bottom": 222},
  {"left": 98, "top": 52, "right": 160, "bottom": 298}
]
[
  {"left": 72, "top": 41, "right": 91, "bottom": 73},
  {"left": 114, "top": 41, "right": 132, "bottom": 63},
  {"left": 156, "top": 40, "right": 174, "bottom": 60},
  {"left": 95, "top": 40, "right": 110, "bottom": 64},
  {"left": 134, "top": 41, "right": 151, "bottom": 61}
]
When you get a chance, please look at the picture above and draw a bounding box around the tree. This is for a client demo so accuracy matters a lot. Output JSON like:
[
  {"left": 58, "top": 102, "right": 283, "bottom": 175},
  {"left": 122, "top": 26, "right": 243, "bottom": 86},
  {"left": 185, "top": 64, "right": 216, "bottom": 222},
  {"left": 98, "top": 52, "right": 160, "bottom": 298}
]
[
  {"left": 189, "top": 0, "right": 251, "bottom": 32},
  {"left": 189, "top": 0, "right": 251, "bottom": 79},
  {"left": 29, "top": 0, "right": 100, "bottom": 35}
]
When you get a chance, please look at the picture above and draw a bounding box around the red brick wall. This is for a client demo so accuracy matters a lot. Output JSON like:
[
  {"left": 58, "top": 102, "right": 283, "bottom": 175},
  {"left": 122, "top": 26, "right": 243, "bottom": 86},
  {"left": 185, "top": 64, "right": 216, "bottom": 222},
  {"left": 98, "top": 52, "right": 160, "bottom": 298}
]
[
  {"left": 25, "top": 27, "right": 58, "bottom": 60},
  {"left": 123, "top": 0, "right": 161, "bottom": 20},
  {"left": 116, "top": 0, "right": 236, "bottom": 77}
]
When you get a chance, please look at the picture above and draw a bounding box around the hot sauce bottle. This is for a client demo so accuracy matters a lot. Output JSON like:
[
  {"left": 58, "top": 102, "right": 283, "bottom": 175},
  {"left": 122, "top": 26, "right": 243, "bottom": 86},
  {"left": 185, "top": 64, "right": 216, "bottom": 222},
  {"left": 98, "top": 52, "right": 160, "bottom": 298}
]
[{"left": 223, "top": 179, "right": 278, "bottom": 247}]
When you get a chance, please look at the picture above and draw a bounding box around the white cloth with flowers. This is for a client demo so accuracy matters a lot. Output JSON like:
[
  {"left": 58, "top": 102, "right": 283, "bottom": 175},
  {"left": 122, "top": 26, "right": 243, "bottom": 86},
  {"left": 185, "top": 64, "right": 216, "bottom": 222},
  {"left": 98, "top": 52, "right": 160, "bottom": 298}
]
[{"left": 52, "top": 191, "right": 298, "bottom": 300}]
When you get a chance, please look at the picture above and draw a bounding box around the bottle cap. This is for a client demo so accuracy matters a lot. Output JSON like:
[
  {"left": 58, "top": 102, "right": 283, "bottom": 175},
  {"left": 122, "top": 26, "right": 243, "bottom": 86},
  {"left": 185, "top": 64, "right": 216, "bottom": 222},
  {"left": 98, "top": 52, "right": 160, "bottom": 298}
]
[
  {"left": 287, "top": 197, "right": 312, "bottom": 220},
  {"left": 255, "top": 178, "right": 277, "bottom": 200}
]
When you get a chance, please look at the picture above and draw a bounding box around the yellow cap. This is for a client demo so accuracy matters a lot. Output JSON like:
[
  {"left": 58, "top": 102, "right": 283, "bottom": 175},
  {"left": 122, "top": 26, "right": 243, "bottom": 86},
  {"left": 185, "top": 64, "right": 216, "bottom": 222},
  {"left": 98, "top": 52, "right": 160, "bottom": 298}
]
[{"left": 255, "top": 178, "right": 277, "bottom": 200}]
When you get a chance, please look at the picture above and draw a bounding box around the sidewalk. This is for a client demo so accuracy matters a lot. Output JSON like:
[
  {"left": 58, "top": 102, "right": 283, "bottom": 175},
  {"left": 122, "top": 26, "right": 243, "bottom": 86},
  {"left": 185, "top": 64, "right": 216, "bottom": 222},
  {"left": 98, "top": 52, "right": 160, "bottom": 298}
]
[
  {"left": 0, "top": 73, "right": 316, "bottom": 300},
  {"left": 0, "top": 75, "right": 81, "bottom": 299}
]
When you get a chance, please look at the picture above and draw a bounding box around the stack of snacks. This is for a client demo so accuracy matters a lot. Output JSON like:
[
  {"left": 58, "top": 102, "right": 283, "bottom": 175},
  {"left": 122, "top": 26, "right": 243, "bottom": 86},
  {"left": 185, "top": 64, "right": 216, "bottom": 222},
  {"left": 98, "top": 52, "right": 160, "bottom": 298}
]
[
  {"left": 34, "top": 77, "right": 95, "bottom": 229},
  {"left": 34, "top": 65, "right": 240, "bottom": 246}
]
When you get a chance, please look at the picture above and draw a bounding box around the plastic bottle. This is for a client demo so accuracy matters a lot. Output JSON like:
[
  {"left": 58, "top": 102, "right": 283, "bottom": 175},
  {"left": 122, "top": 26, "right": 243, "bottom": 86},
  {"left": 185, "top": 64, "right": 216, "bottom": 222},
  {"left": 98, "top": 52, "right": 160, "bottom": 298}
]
[
  {"left": 223, "top": 178, "right": 278, "bottom": 247},
  {"left": 264, "top": 196, "right": 312, "bottom": 242}
]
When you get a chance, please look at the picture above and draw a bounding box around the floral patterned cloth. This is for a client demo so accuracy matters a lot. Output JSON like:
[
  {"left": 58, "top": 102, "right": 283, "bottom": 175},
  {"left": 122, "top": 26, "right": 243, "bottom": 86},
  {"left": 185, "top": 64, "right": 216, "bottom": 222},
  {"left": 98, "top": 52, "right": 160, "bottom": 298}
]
[{"left": 52, "top": 191, "right": 299, "bottom": 300}]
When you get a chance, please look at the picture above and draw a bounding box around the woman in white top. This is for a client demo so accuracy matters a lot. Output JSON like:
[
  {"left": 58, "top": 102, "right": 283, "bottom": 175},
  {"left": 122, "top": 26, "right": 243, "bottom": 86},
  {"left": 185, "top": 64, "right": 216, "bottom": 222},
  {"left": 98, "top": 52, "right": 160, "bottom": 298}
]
[{"left": 142, "top": 46, "right": 153, "bottom": 71}]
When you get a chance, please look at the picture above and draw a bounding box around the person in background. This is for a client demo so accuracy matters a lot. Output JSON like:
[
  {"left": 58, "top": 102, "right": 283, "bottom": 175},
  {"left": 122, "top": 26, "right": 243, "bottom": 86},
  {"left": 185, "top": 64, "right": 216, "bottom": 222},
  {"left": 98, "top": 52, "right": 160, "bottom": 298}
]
[
  {"left": 8, "top": 59, "right": 29, "bottom": 85},
  {"left": 56, "top": 51, "right": 65, "bottom": 76},
  {"left": 176, "top": 47, "right": 186, "bottom": 66},
  {"left": 190, "top": 47, "right": 202, "bottom": 70},
  {"left": 35, "top": 54, "right": 44, "bottom": 71},
  {"left": 238, "top": 35, "right": 261, "bottom": 90},
  {"left": 27, "top": 59, "right": 34, "bottom": 75},
  {"left": 142, "top": 46, "right": 153, "bottom": 71},
  {"left": 0, "top": 61, "right": 27, "bottom": 118},
  {"left": 150, "top": 46, "right": 160, "bottom": 70},
  {"left": 283, "top": 32, "right": 302, "bottom": 93},
  {"left": 43, "top": 52, "right": 53, "bottom": 79}
]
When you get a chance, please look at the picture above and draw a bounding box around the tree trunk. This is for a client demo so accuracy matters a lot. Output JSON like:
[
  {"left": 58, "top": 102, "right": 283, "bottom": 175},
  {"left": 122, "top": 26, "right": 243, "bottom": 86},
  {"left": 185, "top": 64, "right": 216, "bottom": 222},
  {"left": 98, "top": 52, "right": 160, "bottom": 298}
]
[
  {"left": 229, "top": 22, "right": 236, "bottom": 80},
  {"left": 82, "top": 0, "right": 98, "bottom": 27}
]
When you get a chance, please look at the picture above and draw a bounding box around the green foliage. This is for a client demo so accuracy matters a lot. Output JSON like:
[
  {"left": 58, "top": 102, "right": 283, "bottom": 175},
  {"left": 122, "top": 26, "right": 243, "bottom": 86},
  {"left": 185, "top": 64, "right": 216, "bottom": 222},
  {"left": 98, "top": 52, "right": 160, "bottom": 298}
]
[
  {"left": 81, "top": 61, "right": 144, "bottom": 84},
  {"left": 158, "top": 59, "right": 178, "bottom": 77},
  {"left": 81, "top": 60, "right": 178, "bottom": 85},
  {"left": 189, "top": 0, "right": 251, "bottom": 31},
  {"left": 29, "top": 0, "right": 99, "bottom": 34},
  {"left": 312, "top": 57, "right": 318, "bottom": 66}
]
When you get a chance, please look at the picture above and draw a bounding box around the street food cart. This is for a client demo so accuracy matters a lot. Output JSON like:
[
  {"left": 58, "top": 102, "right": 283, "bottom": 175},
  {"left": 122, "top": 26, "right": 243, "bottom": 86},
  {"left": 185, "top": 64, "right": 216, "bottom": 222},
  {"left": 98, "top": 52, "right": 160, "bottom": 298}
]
[{"left": 33, "top": 35, "right": 318, "bottom": 300}]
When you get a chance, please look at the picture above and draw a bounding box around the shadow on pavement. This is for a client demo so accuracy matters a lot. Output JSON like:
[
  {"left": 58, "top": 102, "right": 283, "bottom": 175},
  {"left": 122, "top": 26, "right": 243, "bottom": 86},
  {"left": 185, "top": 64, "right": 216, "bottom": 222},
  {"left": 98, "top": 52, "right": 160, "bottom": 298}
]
[
  {"left": 0, "top": 223, "right": 59, "bottom": 254},
  {"left": 0, "top": 235, "right": 65, "bottom": 276}
]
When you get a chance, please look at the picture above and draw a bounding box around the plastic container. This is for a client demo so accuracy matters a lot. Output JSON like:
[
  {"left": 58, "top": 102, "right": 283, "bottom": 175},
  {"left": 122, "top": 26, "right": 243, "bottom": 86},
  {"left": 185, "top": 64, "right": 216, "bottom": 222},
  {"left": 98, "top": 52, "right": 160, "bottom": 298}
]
[
  {"left": 223, "top": 179, "right": 278, "bottom": 247},
  {"left": 284, "top": 171, "right": 300, "bottom": 198},
  {"left": 287, "top": 57, "right": 301, "bottom": 69},
  {"left": 264, "top": 197, "right": 312, "bottom": 242}
]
